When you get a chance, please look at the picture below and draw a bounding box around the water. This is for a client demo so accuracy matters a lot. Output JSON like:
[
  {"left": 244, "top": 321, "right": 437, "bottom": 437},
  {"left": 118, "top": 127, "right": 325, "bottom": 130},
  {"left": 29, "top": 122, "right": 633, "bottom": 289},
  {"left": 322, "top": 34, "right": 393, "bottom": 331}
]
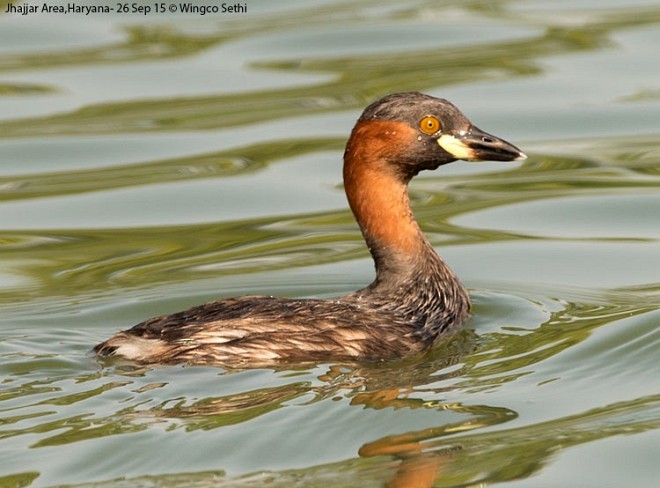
[{"left": 1, "top": 1, "right": 659, "bottom": 486}]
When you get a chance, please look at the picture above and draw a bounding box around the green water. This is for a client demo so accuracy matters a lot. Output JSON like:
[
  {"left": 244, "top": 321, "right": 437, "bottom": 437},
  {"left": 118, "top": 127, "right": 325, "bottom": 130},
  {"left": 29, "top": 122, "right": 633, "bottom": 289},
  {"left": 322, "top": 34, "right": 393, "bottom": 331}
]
[{"left": 1, "top": 1, "right": 659, "bottom": 486}]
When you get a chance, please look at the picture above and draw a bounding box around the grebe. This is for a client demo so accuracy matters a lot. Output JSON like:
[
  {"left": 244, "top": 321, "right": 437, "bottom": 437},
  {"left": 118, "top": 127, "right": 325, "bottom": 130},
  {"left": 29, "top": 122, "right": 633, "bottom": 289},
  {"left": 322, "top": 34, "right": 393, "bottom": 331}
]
[{"left": 94, "top": 92, "right": 525, "bottom": 365}]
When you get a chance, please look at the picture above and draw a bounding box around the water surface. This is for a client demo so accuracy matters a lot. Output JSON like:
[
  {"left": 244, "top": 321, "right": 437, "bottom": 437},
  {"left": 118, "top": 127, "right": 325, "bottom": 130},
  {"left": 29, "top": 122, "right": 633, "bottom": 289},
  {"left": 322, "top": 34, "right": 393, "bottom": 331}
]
[{"left": 1, "top": 1, "right": 659, "bottom": 487}]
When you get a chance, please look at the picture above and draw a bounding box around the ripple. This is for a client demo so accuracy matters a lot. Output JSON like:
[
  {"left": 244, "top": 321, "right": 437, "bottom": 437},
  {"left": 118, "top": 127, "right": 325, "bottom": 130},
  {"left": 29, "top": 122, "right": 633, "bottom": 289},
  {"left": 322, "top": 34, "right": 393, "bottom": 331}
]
[{"left": 454, "top": 193, "right": 660, "bottom": 239}]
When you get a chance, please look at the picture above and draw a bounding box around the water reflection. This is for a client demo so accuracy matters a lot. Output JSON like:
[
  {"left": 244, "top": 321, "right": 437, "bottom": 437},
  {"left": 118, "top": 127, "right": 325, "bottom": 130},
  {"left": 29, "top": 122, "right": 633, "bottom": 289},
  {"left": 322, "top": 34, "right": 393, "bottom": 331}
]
[
  {"left": 2, "top": 0, "right": 660, "bottom": 485},
  {"left": 1, "top": 287, "right": 658, "bottom": 486},
  {"left": 1, "top": 131, "right": 658, "bottom": 308},
  {"left": 3, "top": 2, "right": 660, "bottom": 138},
  {"left": 17, "top": 366, "right": 660, "bottom": 488},
  {"left": 358, "top": 404, "right": 515, "bottom": 488}
]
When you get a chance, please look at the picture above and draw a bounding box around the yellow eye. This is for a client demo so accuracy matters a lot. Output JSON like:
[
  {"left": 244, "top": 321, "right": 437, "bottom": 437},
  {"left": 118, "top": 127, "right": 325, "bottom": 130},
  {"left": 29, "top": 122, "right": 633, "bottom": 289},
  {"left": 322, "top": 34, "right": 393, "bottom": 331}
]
[{"left": 419, "top": 116, "right": 441, "bottom": 135}]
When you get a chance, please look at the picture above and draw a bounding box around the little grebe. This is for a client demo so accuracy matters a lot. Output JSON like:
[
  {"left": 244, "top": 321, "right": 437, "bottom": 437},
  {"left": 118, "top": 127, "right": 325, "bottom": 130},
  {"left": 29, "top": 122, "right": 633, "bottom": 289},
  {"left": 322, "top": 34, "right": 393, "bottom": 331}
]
[{"left": 94, "top": 92, "right": 526, "bottom": 365}]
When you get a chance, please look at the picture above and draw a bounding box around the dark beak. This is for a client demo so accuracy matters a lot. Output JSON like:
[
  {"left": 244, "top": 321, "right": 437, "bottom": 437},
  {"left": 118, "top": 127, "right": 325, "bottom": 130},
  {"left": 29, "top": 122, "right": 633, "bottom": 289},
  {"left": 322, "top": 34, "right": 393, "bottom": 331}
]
[{"left": 438, "top": 126, "right": 526, "bottom": 162}]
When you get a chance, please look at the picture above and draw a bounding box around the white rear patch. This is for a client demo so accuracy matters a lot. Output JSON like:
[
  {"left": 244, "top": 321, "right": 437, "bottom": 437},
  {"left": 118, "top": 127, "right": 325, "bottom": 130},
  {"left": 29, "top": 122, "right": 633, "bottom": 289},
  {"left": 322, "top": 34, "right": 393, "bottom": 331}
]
[{"left": 113, "top": 337, "right": 168, "bottom": 361}]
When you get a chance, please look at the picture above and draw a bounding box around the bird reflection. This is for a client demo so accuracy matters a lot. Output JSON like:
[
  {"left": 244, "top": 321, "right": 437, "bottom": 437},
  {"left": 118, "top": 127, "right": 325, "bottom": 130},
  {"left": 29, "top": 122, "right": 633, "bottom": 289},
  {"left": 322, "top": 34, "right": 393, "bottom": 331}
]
[{"left": 118, "top": 330, "right": 517, "bottom": 487}]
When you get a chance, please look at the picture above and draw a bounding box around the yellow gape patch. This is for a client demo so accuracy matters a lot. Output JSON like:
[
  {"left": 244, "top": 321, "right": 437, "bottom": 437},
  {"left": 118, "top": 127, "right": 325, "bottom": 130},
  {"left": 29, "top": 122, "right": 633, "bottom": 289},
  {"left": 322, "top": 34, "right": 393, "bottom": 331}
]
[{"left": 437, "top": 134, "right": 476, "bottom": 160}]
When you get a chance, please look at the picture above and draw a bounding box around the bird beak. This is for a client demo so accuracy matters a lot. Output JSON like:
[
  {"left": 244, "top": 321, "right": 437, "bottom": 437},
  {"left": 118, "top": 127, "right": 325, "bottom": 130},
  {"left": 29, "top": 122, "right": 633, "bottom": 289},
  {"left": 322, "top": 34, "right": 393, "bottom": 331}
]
[{"left": 438, "top": 126, "right": 527, "bottom": 162}]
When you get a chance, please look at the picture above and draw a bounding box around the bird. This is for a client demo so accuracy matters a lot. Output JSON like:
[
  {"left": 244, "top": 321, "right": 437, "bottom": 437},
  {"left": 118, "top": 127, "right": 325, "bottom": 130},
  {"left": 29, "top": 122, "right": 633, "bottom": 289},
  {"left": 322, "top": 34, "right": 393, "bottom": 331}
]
[{"left": 94, "top": 92, "right": 526, "bottom": 366}]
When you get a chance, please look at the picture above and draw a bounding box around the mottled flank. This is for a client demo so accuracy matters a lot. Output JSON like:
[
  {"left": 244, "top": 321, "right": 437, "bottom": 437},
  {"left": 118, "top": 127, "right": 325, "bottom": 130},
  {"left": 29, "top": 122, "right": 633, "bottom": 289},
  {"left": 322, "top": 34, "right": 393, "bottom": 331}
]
[
  {"left": 94, "top": 249, "right": 470, "bottom": 365},
  {"left": 94, "top": 92, "right": 525, "bottom": 366}
]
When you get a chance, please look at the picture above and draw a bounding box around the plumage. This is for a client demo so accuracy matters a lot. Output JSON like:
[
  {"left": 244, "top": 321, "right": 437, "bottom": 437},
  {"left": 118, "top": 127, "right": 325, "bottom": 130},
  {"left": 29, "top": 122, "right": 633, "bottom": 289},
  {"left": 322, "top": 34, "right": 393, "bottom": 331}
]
[{"left": 94, "top": 92, "right": 525, "bottom": 366}]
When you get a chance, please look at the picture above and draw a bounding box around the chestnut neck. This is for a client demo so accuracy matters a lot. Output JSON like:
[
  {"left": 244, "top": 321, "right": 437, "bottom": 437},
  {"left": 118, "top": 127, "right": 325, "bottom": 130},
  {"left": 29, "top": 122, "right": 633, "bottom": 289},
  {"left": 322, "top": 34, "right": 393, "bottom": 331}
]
[
  {"left": 341, "top": 118, "right": 471, "bottom": 336},
  {"left": 343, "top": 121, "right": 437, "bottom": 284}
]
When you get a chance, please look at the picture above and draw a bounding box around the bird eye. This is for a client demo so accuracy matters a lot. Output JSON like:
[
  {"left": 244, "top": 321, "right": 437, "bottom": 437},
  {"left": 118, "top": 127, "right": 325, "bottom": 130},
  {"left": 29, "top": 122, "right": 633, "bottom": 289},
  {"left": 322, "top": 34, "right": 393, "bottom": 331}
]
[{"left": 419, "top": 116, "right": 441, "bottom": 135}]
